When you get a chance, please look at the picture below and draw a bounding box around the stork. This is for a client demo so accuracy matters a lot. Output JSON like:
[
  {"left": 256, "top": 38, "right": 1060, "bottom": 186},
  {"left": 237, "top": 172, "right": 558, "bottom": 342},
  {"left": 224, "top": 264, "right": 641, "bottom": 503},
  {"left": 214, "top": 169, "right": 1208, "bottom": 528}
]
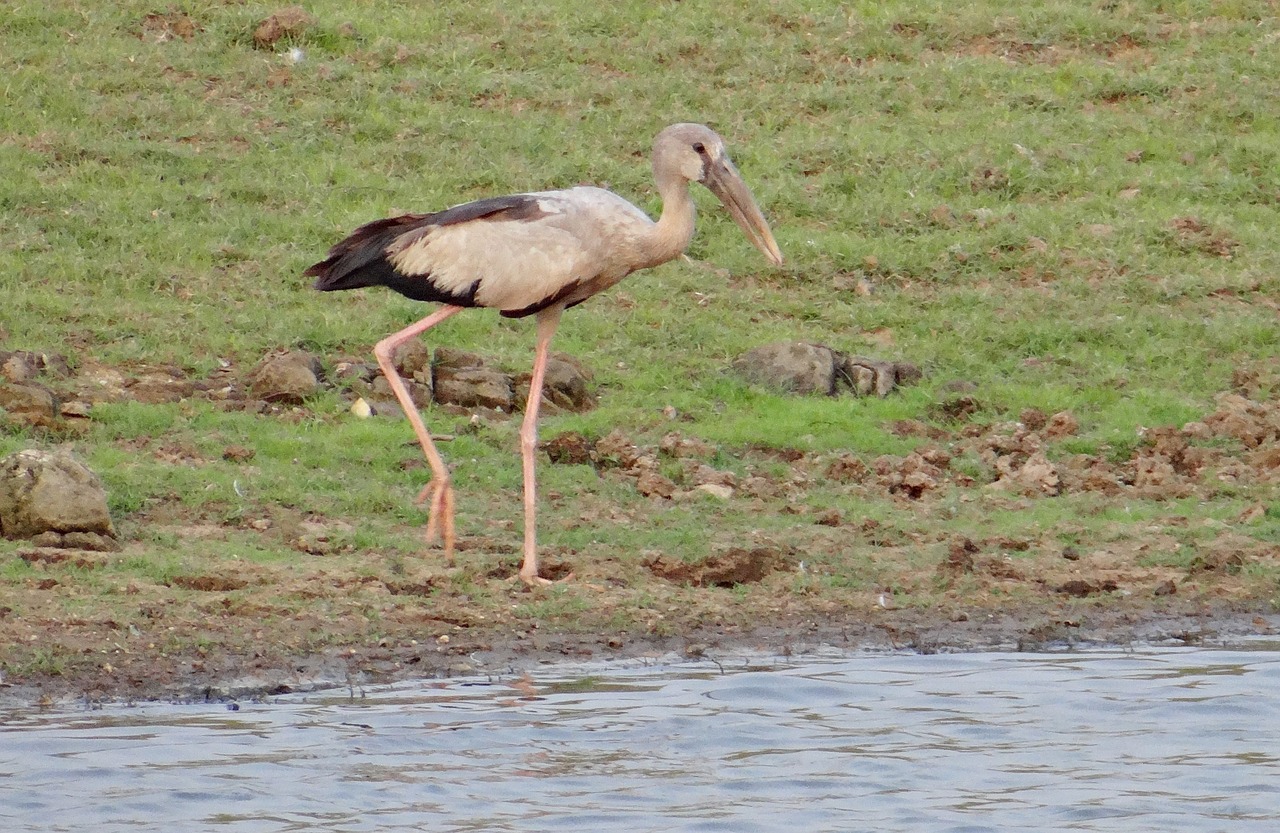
[{"left": 306, "top": 123, "right": 783, "bottom": 585}]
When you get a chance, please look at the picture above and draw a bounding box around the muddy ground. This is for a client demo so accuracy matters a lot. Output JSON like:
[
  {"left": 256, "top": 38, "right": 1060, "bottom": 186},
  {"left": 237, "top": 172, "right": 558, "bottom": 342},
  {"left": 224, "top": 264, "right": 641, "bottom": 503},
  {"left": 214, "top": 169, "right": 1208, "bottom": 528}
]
[{"left": 1, "top": 351, "right": 1278, "bottom": 707}]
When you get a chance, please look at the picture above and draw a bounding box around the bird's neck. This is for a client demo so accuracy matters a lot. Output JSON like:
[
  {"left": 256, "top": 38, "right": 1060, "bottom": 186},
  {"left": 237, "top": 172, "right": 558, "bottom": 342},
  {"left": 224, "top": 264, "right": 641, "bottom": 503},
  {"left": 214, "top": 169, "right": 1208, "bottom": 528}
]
[{"left": 643, "top": 175, "right": 697, "bottom": 268}]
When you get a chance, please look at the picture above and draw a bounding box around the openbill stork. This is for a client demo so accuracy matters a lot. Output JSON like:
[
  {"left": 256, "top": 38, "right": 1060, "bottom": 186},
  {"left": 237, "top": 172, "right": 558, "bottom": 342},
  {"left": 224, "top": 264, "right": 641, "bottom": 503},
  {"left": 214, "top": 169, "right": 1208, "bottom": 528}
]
[{"left": 306, "top": 123, "right": 783, "bottom": 585}]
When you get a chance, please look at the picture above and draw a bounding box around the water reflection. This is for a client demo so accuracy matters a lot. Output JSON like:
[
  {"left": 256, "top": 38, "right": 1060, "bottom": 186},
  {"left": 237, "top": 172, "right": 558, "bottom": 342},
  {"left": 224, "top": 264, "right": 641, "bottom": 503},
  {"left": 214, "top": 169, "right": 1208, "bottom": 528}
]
[{"left": 3, "top": 645, "right": 1279, "bottom": 832}]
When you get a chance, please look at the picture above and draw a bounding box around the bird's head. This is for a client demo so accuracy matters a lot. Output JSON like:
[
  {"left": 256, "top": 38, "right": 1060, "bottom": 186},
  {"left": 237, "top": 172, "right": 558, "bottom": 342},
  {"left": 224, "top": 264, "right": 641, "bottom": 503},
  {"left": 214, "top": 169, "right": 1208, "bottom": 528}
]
[{"left": 654, "top": 123, "right": 784, "bottom": 266}]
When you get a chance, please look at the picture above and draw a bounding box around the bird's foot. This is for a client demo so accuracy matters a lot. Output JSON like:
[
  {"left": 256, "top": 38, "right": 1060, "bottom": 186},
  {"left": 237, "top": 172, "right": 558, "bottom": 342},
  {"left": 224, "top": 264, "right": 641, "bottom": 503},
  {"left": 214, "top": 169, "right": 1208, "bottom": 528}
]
[
  {"left": 418, "top": 480, "right": 456, "bottom": 560},
  {"left": 515, "top": 569, "right": 574, "bottom": 587}
]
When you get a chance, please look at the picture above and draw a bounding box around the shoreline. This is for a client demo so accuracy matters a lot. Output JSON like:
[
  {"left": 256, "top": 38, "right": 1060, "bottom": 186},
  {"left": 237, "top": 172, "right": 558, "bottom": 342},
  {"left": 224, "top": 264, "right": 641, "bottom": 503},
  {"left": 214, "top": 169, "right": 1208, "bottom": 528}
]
[{"left": 4, "top": 601, "right": 1275, "bottom": 709}]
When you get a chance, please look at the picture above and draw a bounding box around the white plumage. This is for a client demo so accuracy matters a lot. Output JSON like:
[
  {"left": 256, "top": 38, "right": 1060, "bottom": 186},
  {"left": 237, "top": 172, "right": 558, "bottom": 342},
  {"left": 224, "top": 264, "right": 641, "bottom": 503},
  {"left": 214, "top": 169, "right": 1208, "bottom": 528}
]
[{"left": 385, "top": 188, "right": 655, "bottom": 313}]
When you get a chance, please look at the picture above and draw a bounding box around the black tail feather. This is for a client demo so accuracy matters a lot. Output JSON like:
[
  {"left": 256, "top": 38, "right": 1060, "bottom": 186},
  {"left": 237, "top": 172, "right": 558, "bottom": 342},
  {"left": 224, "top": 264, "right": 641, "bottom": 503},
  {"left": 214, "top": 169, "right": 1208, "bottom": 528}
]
[
  {"left": 306, "top": 215, "right": 426, "bottom": 292},
  {"left": 306, "top": 214, "right": 482, "bottom": 306}
]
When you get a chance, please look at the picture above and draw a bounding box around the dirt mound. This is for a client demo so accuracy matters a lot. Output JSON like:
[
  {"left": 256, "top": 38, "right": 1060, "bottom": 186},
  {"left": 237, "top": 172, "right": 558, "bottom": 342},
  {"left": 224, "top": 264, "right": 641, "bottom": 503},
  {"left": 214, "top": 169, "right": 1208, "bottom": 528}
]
[{"left": 645, "top": 547, "right": 793, "bottom": 587}]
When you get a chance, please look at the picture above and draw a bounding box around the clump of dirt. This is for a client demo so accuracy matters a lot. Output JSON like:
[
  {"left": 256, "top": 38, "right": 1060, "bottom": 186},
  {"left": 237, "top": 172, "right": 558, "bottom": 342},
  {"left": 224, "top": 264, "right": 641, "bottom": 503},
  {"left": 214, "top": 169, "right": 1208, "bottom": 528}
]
[
  {"left": 543, "top": 432, "right": 595, "bottom": 466},
  {"left": 169, "top": 575, "right": 250, "bottom": 592},
  {"left": 645, "top": 547, "right": 793, "bottom": 587},
  {"left": 253, "top": 7, "right": 314, "bottom": 49},
  {"left": 1055, "top": 578, "right": 1120, "bottom": 597},
  {"left": 1168, "top": 216, "right": 1239, "bottom": 259},
  {"left": 140, "top": 11, "right": 199, "bottom": 43},
  {"left": 542, "top": 429, "right": 744, "bottom": 503}
]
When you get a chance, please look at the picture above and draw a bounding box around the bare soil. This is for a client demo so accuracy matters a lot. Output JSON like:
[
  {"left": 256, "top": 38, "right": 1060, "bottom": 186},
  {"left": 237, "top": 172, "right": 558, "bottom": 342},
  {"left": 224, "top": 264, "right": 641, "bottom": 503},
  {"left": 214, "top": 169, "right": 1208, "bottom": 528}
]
[{"left": 2, "top": 574, "right": 1275, "bottom": 708}]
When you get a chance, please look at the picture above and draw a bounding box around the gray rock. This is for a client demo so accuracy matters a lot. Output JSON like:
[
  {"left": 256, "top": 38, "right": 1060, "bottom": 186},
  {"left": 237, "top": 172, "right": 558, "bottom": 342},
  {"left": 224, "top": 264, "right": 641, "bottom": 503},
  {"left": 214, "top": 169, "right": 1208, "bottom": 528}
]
[
  {"left": 433, "top": 366, "right": 514, "bottom": 411},
  {"left": 248, "top": 350, "right": 323, "bottom": 404},
  {"left": 368, "top": 375, "right": 431, "bottom": 411},
  {"left": 731, "top": 342, "right": 838, "bottom": 395},
  {"left": 433, "top": 347, "right": 489, "bottom": 371},
  {"left": 835, "top": 355, "right": 900, "bottom": 397},
  {"left": 392, "top": 340, "right": 433, "bottom": 385},
  {"left": 732, "top": 342, "right": 920, "bottom": 398},
  {"left": 432, "top": 348, "right": 514, "bottom": 411},
  {"left": 515, "top": 355, "right": 595, "bottom": 413},
  {"left": 0, "top": 449, "right": 116, "bottom": 541}
]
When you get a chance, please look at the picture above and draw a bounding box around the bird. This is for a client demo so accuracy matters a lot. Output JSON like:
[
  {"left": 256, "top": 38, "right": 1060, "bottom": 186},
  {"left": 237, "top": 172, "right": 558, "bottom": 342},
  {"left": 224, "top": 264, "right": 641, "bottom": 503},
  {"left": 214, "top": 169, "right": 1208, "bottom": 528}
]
[{"left": 306, "top": 123, "right": 783, "bottom": 585}]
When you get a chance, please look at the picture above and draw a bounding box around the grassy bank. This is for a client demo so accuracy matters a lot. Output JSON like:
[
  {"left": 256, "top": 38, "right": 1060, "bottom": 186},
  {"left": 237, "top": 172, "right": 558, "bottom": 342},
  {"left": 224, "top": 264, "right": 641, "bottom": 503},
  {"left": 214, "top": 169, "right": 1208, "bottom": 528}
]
[{"left": 1, "top": 1, "right": 1278, "bottom": 698}]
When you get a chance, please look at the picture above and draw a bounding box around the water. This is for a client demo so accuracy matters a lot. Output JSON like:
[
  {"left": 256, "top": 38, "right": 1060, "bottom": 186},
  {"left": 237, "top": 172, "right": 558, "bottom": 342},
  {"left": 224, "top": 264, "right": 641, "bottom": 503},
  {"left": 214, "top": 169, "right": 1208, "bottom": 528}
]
[{"left": 3, "top": 644, "right": 1279, "bottom": 832}]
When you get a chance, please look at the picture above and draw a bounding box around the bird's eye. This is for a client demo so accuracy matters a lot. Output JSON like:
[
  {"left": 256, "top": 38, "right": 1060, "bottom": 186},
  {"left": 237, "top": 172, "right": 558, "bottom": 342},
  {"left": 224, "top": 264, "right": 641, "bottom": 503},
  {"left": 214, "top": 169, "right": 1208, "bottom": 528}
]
[{"left": 692, "top": 142, "right": 706, "bottom": 154}]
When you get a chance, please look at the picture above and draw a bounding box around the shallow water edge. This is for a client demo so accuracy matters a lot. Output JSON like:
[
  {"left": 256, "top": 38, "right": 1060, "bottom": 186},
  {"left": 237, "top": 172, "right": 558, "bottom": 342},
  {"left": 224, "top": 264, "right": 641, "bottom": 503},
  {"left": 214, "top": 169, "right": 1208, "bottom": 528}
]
[{"left": 3, "top": 606, "right": 1276, "bottom": 709}]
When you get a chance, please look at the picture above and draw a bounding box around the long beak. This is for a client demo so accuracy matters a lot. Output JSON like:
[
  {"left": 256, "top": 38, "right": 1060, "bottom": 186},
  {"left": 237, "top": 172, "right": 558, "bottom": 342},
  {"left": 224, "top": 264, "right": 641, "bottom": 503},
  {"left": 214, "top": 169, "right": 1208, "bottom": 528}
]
[{"left": 703, "top": 157, "right": 784, "bottom": 266}]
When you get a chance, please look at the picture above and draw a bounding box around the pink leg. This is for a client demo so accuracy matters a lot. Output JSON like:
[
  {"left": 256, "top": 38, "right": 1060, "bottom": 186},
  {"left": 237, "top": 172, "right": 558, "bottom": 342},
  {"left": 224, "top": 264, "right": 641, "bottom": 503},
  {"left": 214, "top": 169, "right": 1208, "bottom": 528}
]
[
  {"left": 372, "top": 304, "right": 465, "bottom": 559},
  {"left": 517, "top": 305, "right": 565, "bottom": 585}
]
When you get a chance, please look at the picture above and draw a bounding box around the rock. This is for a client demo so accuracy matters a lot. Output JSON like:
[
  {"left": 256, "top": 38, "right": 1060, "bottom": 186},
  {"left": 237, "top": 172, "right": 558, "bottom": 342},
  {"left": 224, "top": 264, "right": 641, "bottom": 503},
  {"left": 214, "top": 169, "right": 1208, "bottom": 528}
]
[
  {"left": 1055, "top": 579, "right": 1118, "bottom": 597},
  {"left": 72, "top": 360, "right": 132, "bottom": 404},
  {"left": 872, "top": 452, "right": 945, "bottom": 498},
  {"left": 893, "top": 361, "right": 923, "bottom": 386},
  {"left": 433, "top": 347, "right": 488, "bottom": 371},
  {"left": 332, "top": 359, "right": 376, "bottom": 384},
  {"left": 60, "top": 401, "right": 92, "bottom": 419},
  {"left": 62, "top": 531, "right": 121, "bottom": 552},
  {"left": 1020, "top": 408, "right": 1049, "bottom": 431},
  {"left": 248, "top": 350, "right": 323, "bottom": 404},
  {"left": 693, "top": 483, "right": 734, "bottom": 500},
  {"left": 393, "top": 341, "right": 433, "bottom": 385},
  {"left": 813, "top": 507, "right": 842, "bottom": 526},
  {"left": 993, "top": 450, "right": 1061, "bottom": 496},
  {"left": 544, "top": 354, "right": 595, "bottom": 411},
  {"left": 369, "top": 375, "right": 430, "bottom": 411},
  {"left": 431, "top": 349, "right": 513, "bottom": 411},
  {"left": 0, "top": 449, "right": 116, "bottom": 542},
  {"left": 415, "top": 348, "right": 596, "bottom": 414},
  {"left": 732, "top": 342, "right": 918, "bottom": 397},
  {"left": 515, "top": 355, "right": 595, "bottom": 413},
  {"left": 433, "top": 367, "right": 513, "bottom": 411},
  {"left": 636, "top": 470, "right": 677, "bottom": 499},
  {"left": 732, "top": 342, "right": 836, "bottom": 395},
  {"left": 126, "top": 367, "right": 198, "bottom": 404},
  {"left": 0, "top": 350, "right": 72, "bottom": 382},
  {"left": 141, "top": 10, "right": 198, "bottom": 42},
  {"left": 0, "top": 353, "right": 37, "bottom": 383},
  {"left": 0, "top": 382, "right": 60, "bottom": 428},
  {"left": 658, "top": 432, "right": 717, "bottom": 459},
  {"left": 835, "top": 355, "right": 903, "bottom": 396}
]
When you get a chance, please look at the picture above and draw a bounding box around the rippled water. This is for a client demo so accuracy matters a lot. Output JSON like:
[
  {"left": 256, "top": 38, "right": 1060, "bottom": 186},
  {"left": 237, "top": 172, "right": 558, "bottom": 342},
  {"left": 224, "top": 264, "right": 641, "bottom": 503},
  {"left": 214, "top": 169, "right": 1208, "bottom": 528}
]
[{"left": 3, "top": 644, "right": 1280, "bottom": 832}]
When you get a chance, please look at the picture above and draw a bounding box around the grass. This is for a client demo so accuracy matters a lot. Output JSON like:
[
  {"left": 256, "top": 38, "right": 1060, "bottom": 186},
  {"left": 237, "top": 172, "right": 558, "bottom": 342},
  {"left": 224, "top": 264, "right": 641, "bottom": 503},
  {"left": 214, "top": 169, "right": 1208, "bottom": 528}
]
[{"left": 1, "top": 2, "right": 1279, "bottom": 692}]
